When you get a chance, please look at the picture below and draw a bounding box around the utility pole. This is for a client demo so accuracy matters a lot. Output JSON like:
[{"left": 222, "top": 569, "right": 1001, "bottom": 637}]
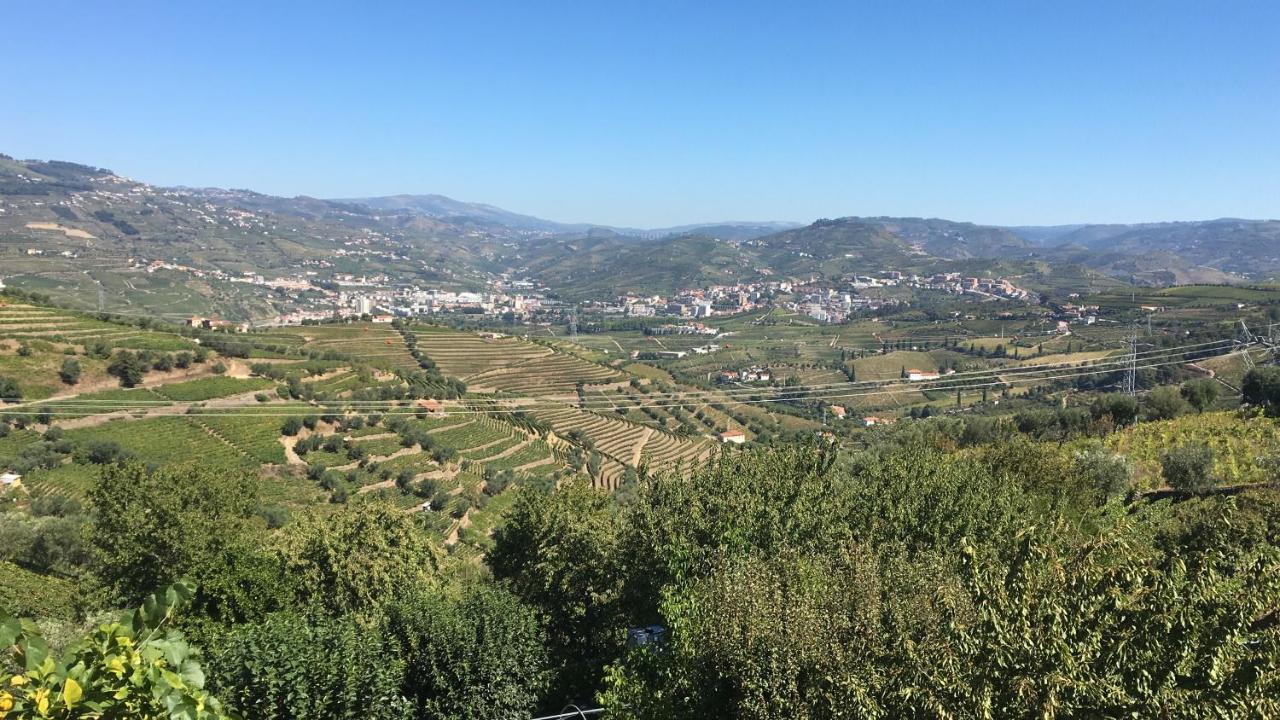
[
  {"left": 1237, "top": 320, "right": 1256, "bottom": 370},
  {"left": 569, "top": 304, "right": 578, "bottom": 340},
  {"left": 1123, "top": 331, "right": 1139, "bottom": 396},
  {"left": 98, "top": 286, "right": 105, "bottom": 313}
]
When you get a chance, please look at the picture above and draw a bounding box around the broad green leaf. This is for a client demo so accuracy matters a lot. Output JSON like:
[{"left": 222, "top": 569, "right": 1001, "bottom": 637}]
[{"left": 62, "top": 676, "right": 83, "bottom": 707}]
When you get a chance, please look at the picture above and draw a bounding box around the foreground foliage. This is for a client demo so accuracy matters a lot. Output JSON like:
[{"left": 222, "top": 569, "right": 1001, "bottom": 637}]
[
  {"left": 490, "top": 441, "right": 1280, "bottom": 717},
  {"left": 0, "top": 581, "right": 229, "bottom": 720},
  {"left": 4, "top": 405, "right": 1279, "bottom": 718}
]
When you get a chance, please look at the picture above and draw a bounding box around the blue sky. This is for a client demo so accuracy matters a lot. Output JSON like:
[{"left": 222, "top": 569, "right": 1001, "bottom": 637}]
[{"left": 3, "top": 1, "right": 1277, "bottom": 227}]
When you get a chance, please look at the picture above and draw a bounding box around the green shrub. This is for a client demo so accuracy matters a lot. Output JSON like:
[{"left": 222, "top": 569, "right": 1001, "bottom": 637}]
[
  {"left": 386, "top": 586, "right": 550, "bottom": 719},
  {"left": 204, "top": 611, "right": 412, "bottom": 720},
  {"left": 1161, "top": 441, "right": 1217, "bottom": 491}
]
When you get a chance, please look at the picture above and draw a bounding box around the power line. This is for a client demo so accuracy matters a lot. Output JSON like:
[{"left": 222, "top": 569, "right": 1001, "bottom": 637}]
[
  {"left": 3, "top": 347, "right": 1244, "bottom": 418},
  {"left": 6, "top": 341, "right": 1234, "bottom": 411},
  {"left": 6, "top": 340, "right": 1234, "bottom": 411}
]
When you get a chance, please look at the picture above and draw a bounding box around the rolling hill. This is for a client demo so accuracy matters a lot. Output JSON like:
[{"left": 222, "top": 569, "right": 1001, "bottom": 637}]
[{"left": 1011, "top": 219, "right": 1280, "bottom": 281}]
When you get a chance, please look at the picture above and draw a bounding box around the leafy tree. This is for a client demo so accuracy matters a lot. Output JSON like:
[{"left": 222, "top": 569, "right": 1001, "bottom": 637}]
[
  {"left": 0, "top": 581, "right": 231, "bottom": 719},
  {"left": 1180, "top": 378, "right": 1220, "bottom": 412},
  {"left": 258, "top": 505, "right": 290, "bottom": 530},
  {"left": 600, "top": 450, "right": 1280, "bottom": 719},
  {"left": 489, "top": 481, "right": 625, "bottom": 701},
  {"left": 31, "top": 494, "right": 82, "bottom": 518},
  {"left": 1161, "top": 441, "right": 1217, "bottom": 491},
  {"left": 277, "top": 501, "right": 441, "bottom": 615},
  {"left": 1243, "top": 366, "right": 1280, "bottom": 417},
  {"left": 203, "top": 611, "right": 412, "bottom": 720},
  {"left": 280, "top": 416, "right": 303, "bottom": 436},
  {"left": 88, "top": 462, "right": 289, "bottom": 621},
  {"left": 106, "top": 351, "right": 146, "bottom": 387},
  {"left": 386, "top": 585, "right": 550, "bottom": 719},
  {"left": 76, "top": 439, "right": 125, "bottom": 465},
  {"left": 0, "top": 375, "right": 21, "bottom": 403},
  {"left": 1073, "top": 448, "right": 1133, "bottom": 503},
  {"left": 1092, "top": 393, "right": 1139, "bottom": 426},
  {"left": 1142, "top": 385, "right": 1189, "bottom": 421},
  {"left": 57, "top": 358, "right": 81, "bottom": 385},
  {"left": 10, "top": 515, "right": 89, "bottom": 574}
]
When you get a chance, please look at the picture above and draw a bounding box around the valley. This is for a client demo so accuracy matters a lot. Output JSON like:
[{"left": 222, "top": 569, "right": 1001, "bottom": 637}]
[{"left": 2, "top": 154, "right": 1279, "bottom": 719}]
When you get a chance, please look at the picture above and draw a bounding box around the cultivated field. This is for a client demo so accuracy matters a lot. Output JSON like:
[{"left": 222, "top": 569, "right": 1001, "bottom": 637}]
[
  {"left": 413, "top": 326, "right": 626, "bottom": 395},
  {"left": 264, "top": 323, "right": 419, "bottom": 371}
]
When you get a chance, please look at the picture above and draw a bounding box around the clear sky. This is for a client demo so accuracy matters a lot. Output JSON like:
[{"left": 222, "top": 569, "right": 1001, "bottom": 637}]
[{"left": 3, "top": 1, "right": 1278, "bottom": 228}]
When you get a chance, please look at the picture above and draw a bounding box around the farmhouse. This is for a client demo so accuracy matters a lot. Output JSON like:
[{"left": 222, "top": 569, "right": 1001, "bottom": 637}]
[
  {"left": 718, "top": 429, "right": 746, "bottom": 444},
  {"left": 906, "top": 369, "right": 941, "bottom": 382},
  {"left": 829, "top": 405, "right": 846, "bottom": 419},
  {"left": 860, "top": 416, "right": 892, "bottom": 427},
  {"left": 417, "top": 398, "right": 444, "bottom": 415}
]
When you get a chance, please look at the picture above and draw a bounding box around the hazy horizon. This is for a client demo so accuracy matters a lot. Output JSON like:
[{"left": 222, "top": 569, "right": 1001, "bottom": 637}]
[{"left": 4, "top": 1, "right": 1278, "bottom": 227}]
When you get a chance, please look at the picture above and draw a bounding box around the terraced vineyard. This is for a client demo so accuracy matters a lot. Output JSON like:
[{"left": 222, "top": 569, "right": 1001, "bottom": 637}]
[
  {"left": 189, "top": 404, "right": 310, "bottom": 464},
  {"left": 348, "top": 434, "right": 406, "bottom": 457},
  {"left": 637, "top": 430, "right": 712, "bottom": 471},
  {"left": 1106, "top": 411, "right": 1280, "bottom": 488},
  {"left": 0, "top": 561, "right": 78, "bottom": 618},
  {"left": 412, "top": 327, "right": 551, "bottom": 377},
  {"left": 849, "top": 350, "right": 939, "bottom": 381},
  {"left": 266, "top": 323, "right": 419, "bottom": 371},
  {"left": 534, "top": 405, "right": 650, "bottom": 464},
  {"left": 17, "top": 463, "right": 100, "bottom": 503},
  {"left": 430, "top": 417, "right": 519, "bottom": 454},
  {"left": 374, "top": 450, "right": 443, "bottom": 477},
  {"left": 0, "top": 428, "right": 41, "bottom": 458},
  {"left": 64, "top": 416, "right": 252, "bottom": 470},
  {"left": 482, "top": 439, "right": 557, "bottom": 472},
  {"left": 151, "top": 376, "right": 276, "bottom": 401},
  {"left": 412, "top": 326, "right": 625, "bottom": 394},
  {"left": 305, "top": 369, "right": 364, "bottom": 393},
  {"left": 464, "top": 352, "right": 625, "bottom": 395},
  {"left": 31, "top": 388, "right": 169, "bottom": 420},
  {"left": 0, "top": 302, "right": 199, "bottom": 351},
  {"left": 531, "top": 403, "right": 709, "bottom": 488}
]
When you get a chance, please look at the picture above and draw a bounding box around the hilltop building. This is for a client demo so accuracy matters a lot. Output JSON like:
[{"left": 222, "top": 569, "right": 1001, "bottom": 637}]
[
  {"left": 718, "top": 429, "right": 747, "bottom": 444},
  {"left": 906, "top": 369, "right": 941, "bottom": 382}
]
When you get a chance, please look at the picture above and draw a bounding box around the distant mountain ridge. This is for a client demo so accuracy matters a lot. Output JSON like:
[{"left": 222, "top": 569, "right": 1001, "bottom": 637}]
[
  {"left": 1005, "top": 219, "right": 1280, "bottom": 282},
  {"left": 1, "top": 152, "right": 1277, "bottom": 317},
  {"left": 338, "top": 193, "right": 800, "bottom": 240},
  {"left": 338, "top": 193, "right": 598, "bottom": 234},
  {"left": 343, "top": 192, "right": 1280, "bottom": 281}
]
